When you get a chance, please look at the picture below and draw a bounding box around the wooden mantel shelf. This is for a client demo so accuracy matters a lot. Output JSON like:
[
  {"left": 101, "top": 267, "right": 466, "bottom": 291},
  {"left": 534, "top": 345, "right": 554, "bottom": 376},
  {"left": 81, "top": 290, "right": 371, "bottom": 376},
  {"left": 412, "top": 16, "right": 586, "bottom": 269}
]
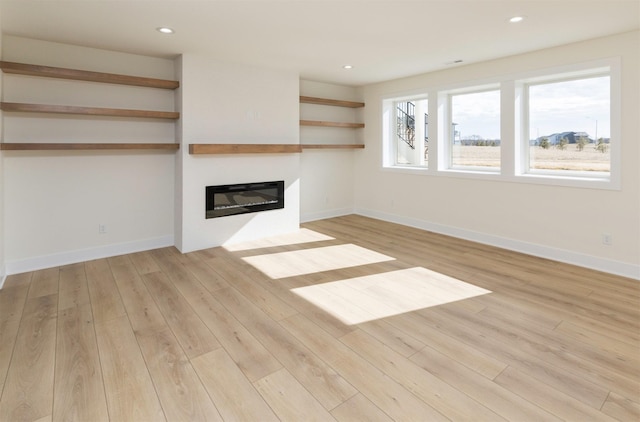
[
  {"left": 0, "top": 143, "right": 180, "bottom": 151},
  {"left": 300, "top": 96, "right": 364, "bottom": 108},
  {"left": 0, "top": 102, "right": 180, "bottom": 120},
  {"left": 300, "top": 120, "right": 364, "bottom": 129},
  {"left": 189, "top": 144, "right": 303, "bottom": 155},
  {"left": 302, "top": 144, "right": 364, "bottom": 149},
  {"left": 0, "top": 61, "right": 179, "bottom": 89}
]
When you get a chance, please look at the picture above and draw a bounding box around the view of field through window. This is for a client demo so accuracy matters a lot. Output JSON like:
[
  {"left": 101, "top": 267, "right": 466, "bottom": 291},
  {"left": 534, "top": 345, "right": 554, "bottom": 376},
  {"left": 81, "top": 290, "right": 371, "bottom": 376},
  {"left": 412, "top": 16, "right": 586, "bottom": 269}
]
[
  {"left": 391, "top": 72, "right": 610, "bottom": 175},
  {"left": 528, "top": 75, "right": 610, "bottom": 173},
  {"left": 446, "top": 75, "right": 610, "bottom": 173},
  {"left": 451, "top": 89, "right": 501, "bottom": 170}
]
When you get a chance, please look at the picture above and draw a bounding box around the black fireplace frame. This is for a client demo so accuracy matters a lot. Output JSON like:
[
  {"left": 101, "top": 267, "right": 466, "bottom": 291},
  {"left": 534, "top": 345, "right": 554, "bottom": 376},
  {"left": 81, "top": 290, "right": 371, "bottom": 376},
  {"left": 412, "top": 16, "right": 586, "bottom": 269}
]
[{"left": 205, "top": 181, "right": 285, "bottom": 219}]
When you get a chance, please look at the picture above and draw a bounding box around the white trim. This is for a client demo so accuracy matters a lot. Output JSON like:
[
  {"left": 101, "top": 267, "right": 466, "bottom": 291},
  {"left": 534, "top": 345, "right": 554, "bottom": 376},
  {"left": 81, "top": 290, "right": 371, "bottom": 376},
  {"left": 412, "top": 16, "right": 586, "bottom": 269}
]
[
  {"left": 4, "top": 235, "right": 174, "bottom": 276},
  {"left": 381, "top": 166, "right": 430, "bottom": 176},
  {"left": 354, "top": 207, "right": 640, "bottom": 281},
  {"left": 518, "top": 63, "right": 618, "bottom": 189},
  {"left": 382, "top": 95, "right": 430, "bottom": 169},
  {"left": 0, "top": 267, "right": 7, "bottom": 290},
  {"left": 301, "top": 207, "right": 354, "bottom": 223}
]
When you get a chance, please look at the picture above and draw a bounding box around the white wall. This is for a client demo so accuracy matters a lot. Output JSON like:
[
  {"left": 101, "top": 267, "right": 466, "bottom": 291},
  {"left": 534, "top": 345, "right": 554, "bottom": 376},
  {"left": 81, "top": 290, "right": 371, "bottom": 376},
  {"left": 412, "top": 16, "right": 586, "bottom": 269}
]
[
  {"left": 2, "top": 36, "right": 176, "bottom": 273},
  {"left": 3, "top": 32, "right": 636, "bottom": 279},
  {"left": 356, "top": 31, "right": 640, "bottom": 279},
  {"left": 299, "top": 80, "right": 363, "bottom": 222},
  {"left": 177, "top": 54, "right": 300, "bottom": 252},
  {"left": 0, "top": 16, "right": 4, "bottom": 285}
]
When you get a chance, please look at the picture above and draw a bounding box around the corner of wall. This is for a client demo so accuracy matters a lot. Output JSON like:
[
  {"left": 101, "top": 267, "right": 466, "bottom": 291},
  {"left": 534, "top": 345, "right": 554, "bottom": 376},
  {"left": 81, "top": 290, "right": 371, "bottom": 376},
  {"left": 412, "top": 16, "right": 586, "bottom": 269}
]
[
  {"left": 174, "top": 54, "right": 184, "bottom": 252},
  {"left": 354, "top": 32, "right": 640, "bottom": 278},
  {"left": 0, "top": 13, "right": 6, "bottom": 286}
]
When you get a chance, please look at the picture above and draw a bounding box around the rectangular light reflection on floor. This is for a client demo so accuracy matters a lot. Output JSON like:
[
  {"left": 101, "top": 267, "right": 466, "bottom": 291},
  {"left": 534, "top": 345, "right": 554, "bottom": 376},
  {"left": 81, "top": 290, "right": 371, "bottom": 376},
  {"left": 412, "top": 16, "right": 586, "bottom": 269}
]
[
  {"left": 291, "top": 267, "right": 492, "bottom": 325},
  {"left": 242, "top": 244, "right": 395, "bottom": 279},
  {"left": 224, "top": 228, "right": 335, "bottom": 252}
]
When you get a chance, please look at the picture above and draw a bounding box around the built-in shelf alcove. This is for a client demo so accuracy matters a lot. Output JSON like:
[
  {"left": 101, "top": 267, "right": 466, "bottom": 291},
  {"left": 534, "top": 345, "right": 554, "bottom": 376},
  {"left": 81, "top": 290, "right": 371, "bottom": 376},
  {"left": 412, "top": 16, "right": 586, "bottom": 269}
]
[{"left": 0, "top": 60, "right": 180, "bottom": 152}]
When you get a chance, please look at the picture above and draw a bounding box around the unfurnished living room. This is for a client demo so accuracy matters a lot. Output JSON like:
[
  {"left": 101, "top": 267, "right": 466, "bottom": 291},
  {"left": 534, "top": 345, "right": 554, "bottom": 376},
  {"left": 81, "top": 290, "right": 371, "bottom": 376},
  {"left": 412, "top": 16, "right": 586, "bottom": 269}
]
[{"left": 0, "top": 1, "right": 638, "bottom": 421}]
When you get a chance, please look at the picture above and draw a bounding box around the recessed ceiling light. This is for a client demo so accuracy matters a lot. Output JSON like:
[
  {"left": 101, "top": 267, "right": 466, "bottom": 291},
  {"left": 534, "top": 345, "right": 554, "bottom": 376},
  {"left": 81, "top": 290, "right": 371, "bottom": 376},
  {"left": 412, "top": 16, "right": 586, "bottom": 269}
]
[
  {"left": 509, "top": 16, "right": 524, "bottom": 23},
  {"left": 343, "top": 65, "right": 353, "bottom": 69},
  {"left": 156, "top": 27, "right": 174, "bottom": 34}
]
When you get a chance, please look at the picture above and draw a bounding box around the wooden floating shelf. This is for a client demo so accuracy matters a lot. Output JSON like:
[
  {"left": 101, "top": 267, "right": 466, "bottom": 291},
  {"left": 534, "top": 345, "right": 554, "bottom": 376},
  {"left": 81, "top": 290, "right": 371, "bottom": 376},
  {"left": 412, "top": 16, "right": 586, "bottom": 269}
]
[
  {"left": 302, "top": 144, "right": 365, "bottom": 149},
  {"left": 0, "top": 143, "right": 180, "bottom": 151},
  {"left": 300, "top": 120, "right": 364, "bottom": 128},
  {"left": 0, "top": 61, "right": 179, "bottom": 89},
  {"left": 189, "top": 144, "right": 303, "bottom": 155},
  {"left": 300, "top": 96, "right": 364, "bottom": 108},
  {"left": 0, "top": 102, "right": 180, "bottom": 119}
]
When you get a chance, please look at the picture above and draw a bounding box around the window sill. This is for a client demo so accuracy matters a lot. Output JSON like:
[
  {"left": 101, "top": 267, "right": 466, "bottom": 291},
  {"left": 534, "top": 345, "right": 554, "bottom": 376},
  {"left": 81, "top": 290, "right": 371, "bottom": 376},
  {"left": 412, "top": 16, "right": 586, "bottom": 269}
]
[
  {"left": 382, "top": 165, "right": 429, "bottom": 175},
  {"left": 513, "top": 173, "right": 617, "bottom": 190},
  {"left": 382, "top": 165, "right": 618, "bottom": 190}
]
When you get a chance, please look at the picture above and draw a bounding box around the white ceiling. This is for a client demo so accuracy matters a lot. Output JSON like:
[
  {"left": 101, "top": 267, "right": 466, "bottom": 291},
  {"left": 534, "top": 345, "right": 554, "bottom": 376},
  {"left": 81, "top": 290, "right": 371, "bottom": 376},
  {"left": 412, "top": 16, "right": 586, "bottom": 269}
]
[{"left": 1, "top": 0, "right": 638, "bottom": 86}]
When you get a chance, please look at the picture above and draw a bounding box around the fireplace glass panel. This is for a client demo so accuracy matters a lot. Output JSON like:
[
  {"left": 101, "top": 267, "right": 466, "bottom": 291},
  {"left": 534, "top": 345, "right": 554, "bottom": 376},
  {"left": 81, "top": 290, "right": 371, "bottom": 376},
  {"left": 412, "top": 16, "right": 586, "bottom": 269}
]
[{"left": 206, "top": 181, "right": 284, "bottom": 218}]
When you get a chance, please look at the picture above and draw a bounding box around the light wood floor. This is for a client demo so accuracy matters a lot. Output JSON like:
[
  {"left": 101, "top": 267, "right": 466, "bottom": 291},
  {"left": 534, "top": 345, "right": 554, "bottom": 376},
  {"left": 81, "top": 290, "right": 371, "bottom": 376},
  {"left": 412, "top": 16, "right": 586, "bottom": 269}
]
[{"left": 0, "top": 215, "right": 638, "bottom": 421}]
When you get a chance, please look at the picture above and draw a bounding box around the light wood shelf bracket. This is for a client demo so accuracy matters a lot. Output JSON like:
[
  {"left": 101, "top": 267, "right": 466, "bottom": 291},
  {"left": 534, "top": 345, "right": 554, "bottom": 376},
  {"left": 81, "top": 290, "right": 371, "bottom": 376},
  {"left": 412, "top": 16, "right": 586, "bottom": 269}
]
[
  {"left": 0, "top": 102, "right": 180, "bottom": 119},
  {"left": 0, "top": 61, "right": 179, "bottom": 89}
]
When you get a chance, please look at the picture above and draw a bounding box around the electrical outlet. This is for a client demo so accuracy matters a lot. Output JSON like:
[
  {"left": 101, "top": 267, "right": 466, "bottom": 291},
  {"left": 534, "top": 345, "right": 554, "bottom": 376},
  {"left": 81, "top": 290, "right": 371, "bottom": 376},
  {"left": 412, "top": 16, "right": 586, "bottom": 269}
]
[
  {"left": 602, "top": 233, "right": 612, "bottom": 246},
  {"left": 99, "top": 224, "right": 107, "bottom": 234}
]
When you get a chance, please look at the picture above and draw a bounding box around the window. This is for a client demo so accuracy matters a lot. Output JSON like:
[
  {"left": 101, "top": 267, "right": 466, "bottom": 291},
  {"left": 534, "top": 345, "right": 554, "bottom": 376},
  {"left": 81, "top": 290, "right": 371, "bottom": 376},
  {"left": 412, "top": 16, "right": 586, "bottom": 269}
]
[
  {"left": 449, "top": 89, "right": 500, "bottom": 171},
  {"left": 383, "top": 97, "right": 428, "bottom": 168},
  {"left": 525, "top": 74, "right": 610, "bottom": 176},
  {"left": 381, "top": 58, "right": 619, "bottom": 189}
]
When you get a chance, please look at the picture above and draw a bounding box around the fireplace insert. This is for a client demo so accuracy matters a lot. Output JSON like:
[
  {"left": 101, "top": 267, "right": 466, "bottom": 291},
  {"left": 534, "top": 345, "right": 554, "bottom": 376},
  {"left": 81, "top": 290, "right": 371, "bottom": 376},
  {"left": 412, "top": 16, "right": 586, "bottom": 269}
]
[{"left": 205, "top": 181, "right": 284, "bottom": 218}]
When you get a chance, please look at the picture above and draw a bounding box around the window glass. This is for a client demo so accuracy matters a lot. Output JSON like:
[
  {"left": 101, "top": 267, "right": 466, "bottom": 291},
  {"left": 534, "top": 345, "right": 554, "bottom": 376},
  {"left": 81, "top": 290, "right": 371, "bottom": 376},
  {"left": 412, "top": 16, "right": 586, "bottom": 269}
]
[
  {"left": 450, "top": 90, "right": 500, "bottom": 170},
  {"left": 528, "top": 75, "right": 610, "bottom": 174},
  {"left": 395, "top": 99, "right": 428, "bottom": 167}
]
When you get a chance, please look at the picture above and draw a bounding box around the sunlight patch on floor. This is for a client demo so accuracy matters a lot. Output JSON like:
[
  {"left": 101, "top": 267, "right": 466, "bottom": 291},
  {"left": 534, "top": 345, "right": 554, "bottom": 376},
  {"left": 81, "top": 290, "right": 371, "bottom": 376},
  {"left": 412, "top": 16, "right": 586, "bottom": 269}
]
[
  {"left": 224, "top": 228, "right": 335, "bottom": 252},
  {"left": 291, "top": 267, "right": 492, "bottom": 325},
  {"left": 242, "top": 244, "right": 395, "bottom": 279}
]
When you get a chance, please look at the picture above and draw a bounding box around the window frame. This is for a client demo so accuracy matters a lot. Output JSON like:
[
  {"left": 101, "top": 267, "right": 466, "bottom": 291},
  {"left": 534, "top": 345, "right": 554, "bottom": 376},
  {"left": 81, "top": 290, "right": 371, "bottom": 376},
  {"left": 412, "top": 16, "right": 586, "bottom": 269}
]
[
  {"left": 380, "top": 57, "right": 621, "bottom": 191},
  {"left": 519, "top": 68, "right": 613, "bottom": 182},
  {"left": 382, "top": 93, "right": 430, "bottom": 170},
  {"left": 446, "top": 85, "right": 502, "bottom": 173}
]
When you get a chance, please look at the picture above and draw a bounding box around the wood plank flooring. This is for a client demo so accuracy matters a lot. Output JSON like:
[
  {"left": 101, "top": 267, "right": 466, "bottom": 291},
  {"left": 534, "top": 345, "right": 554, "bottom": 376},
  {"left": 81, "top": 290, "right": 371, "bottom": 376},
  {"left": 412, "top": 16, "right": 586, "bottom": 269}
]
[{"left": 0, "top": 214, "right": 638, "bottom": 421}]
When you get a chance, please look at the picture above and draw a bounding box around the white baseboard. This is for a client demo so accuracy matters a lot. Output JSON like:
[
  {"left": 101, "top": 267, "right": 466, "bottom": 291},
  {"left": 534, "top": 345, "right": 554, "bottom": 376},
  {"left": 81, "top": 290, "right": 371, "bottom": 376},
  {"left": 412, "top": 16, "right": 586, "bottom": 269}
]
[
  {"left": 301, "top": 207, "right": 354, "bottom": 223},
  {"left": 4, "top": 235, "right": 174, "bottom": 277},
  {"left": 354, "top": 208, "right": 640, "bottom": 281}
]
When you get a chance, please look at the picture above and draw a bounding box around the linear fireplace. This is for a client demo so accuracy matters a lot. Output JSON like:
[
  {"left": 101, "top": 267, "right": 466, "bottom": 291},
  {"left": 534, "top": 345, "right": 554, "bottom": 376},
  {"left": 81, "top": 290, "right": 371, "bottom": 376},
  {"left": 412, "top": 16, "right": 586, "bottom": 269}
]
[{"left": 205, "top": 181, "right": 285, "bottom": 219}]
